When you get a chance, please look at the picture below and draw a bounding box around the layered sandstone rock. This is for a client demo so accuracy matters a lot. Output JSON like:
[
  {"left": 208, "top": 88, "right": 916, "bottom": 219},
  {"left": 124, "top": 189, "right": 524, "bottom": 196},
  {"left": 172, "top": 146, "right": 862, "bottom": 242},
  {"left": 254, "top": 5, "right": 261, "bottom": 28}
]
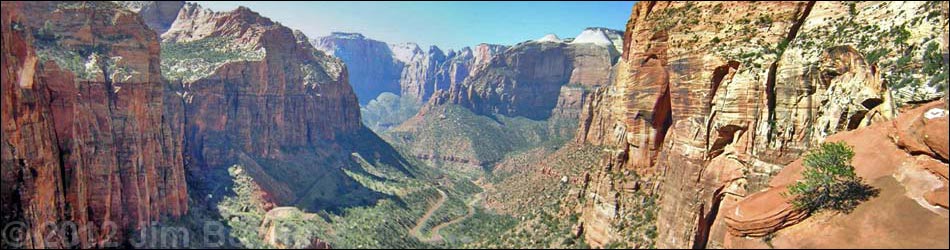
[
  {"left": 575, "top": 1, "right": 948, "bottom": 248},
  {"left": 722, "top": 101, "right": 949, "bottom": 248},
  {"left": 1, "top": 2, "right": 187, "bottom": 248}
]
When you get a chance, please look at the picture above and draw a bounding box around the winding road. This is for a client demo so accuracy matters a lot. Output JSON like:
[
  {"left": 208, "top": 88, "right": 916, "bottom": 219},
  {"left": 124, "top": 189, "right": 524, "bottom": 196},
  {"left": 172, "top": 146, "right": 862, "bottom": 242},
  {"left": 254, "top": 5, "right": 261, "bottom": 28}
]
[
  {"left": 410, "top": 181, "right": 487, "bottom": 243},
  {"left": 409, "top": 188, "right": 447, "bottom": 239}
]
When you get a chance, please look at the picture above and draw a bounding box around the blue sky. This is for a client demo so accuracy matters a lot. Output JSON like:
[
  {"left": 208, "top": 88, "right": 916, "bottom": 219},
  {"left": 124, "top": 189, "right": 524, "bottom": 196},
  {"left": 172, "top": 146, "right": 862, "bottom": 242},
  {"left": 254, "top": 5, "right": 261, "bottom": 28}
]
[{"left": 194, "top": 1, "right": 635, "bottom": 50}]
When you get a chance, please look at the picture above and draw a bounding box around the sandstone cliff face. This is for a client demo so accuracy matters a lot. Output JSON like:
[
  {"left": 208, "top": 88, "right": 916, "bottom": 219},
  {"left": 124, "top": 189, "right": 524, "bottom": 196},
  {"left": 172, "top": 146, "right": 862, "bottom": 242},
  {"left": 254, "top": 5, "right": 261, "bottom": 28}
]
[
  {"left": 1, "top": 2, "right": 187, "bottom": 248},
  {"left": 389, "top": 28, "right": 621, "bottom": 171},
  {"left": 575, "top": 1, "right": 948, "bottom": 248},
  {"left": 162, "top": 3, "right": 407, "bottom": 214},
  {"left": 435, "top": 28, "right": 621, "bottom": 121}
]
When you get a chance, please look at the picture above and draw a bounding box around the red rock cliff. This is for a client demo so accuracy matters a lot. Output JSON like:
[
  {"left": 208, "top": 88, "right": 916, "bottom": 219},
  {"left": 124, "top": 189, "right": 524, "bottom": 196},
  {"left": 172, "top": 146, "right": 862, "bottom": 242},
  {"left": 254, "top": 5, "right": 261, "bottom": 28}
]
[
  {"left": 161, "top": 3, "right": 391, "bottom": 212},
  {"left": 575, "top": 1, "right": 948, "bottom": 248},
  {"left": 1, "top": 2, "right": 187, "bottom": 248}
]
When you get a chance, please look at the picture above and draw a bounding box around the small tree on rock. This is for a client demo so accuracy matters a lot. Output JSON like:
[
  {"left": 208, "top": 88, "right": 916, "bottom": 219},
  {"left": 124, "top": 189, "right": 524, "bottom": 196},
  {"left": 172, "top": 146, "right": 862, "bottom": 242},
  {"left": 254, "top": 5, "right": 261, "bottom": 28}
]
[{"left": 785, "top": 142, "right": 878, "bottom": 213}]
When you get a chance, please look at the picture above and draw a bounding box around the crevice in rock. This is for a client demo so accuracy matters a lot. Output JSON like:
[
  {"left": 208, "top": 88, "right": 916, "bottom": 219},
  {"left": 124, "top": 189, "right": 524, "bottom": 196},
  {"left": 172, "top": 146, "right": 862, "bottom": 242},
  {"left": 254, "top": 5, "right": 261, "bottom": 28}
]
[
  {"left": 708, "top": 125, "right": 743, "bottom": 159},
  {"left": 846, "top": 110, "right": 867, "bottom": 130},
  {"left": 708, "top": 61, "right": 740, "bottom": 110},
  {"left": 766, "top": 62, "right": 778, "bottom": 142},
  {"left": 652, "top": 83, "right": 673, "bottom": 150},
  {"left": 861, "top": 98, "right": 883, "bottom": 110},
  {"left": 693, "top": 187, "right": 725, "bottom": 249},
  {"left": 766, "top": 1, "right": 814, "bottom": 142}
]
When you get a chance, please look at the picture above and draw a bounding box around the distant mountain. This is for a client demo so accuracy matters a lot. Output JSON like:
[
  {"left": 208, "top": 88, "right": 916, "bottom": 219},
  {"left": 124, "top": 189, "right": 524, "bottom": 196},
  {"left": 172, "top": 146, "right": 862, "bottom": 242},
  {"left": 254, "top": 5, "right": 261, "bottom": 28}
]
[{"left": 314, "top": 32, "right": 506, "bottom": 132}]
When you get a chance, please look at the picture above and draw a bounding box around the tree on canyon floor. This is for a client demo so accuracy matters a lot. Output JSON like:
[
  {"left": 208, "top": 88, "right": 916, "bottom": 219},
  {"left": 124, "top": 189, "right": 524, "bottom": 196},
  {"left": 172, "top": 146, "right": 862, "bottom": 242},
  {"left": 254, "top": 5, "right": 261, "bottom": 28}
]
[{"left": 785, "top": 142, "right": 879, "bottom": 214}]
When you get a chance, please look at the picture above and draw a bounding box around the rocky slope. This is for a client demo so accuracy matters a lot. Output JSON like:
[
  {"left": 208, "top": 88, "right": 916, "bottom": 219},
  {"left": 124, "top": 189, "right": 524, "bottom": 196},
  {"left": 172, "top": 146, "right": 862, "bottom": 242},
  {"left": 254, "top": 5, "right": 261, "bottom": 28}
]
[
  {"left": 720, "top": 101, "right": 948, "bottom": 248},
  {"left": 1, "top": 2, "right": 187, "bottom": 248},
  {"left": 574, "top": 1, "right": 949, "bottom": 248}
]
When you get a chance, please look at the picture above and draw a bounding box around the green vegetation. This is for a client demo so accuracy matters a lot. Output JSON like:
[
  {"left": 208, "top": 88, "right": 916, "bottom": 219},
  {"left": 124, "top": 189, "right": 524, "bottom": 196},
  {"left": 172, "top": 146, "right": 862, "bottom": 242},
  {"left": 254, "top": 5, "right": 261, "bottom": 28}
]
[
  {"left": 785, "top": 142, "right": 878, "bottom": 213},
  {"left": 788, "top": 1, "right": 948, "bottom": 105},
  {"left": 217, "top": 165, "right": 273, "bottom": 249},
  {"left": 603, "top": 189, "right": 659, "bottom": 249},
  {"left": 438, "top": 207, "right": 520, "bottom": 248},
  {"left": 161, "top": 37, "right": 264, "bottom": 82},
  {"left": 385, "top": 104, "right": 577, "bottom": 170}
]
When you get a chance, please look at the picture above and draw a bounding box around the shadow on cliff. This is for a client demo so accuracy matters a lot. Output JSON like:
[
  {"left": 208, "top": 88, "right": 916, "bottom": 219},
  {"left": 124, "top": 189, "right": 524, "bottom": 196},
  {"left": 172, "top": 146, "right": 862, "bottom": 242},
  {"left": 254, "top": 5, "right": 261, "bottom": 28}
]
[{"left": 185, "top": 125, "right": 424, "bottom": 217}]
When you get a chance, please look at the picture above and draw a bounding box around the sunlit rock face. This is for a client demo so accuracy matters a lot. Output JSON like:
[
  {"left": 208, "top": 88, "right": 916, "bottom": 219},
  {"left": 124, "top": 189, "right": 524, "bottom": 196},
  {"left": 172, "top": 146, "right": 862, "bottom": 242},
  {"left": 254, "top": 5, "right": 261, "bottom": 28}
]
[
  {"left": 2, "top": 2, "right": 187, "bottom": 248},
  {"left": 433, "top": 27, "right": 622, "bottom": 121},
  {"left": 574, "top": 1, "right": 947, "bottom": 248},
  {"left": 161, "top": 3, "right": 402, "bottom": 214}
]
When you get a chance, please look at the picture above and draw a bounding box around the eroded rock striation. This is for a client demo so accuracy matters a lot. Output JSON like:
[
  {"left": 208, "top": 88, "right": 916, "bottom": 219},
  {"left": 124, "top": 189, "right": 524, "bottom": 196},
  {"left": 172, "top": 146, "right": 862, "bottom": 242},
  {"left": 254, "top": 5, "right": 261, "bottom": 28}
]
[
  {"left": 574, "top": 1, "right": 948, "bottom": 248},
  {"left": 1, "top": 2, "right": 187, "bottom": 248}
]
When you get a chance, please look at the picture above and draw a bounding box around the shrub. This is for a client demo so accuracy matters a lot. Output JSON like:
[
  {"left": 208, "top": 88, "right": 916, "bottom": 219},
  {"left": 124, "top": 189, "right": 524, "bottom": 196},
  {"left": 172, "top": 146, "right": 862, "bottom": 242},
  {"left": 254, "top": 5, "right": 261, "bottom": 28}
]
[{"left": 785, "top": 142, "right": 878, "bottom": 213}]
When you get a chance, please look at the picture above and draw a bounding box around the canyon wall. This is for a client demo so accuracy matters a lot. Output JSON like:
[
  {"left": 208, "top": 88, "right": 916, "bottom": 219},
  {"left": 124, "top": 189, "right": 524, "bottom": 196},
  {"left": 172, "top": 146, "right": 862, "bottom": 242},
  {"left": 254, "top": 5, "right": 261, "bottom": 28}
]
[
  {"left": 1, "top": 2, "right": 187, "bottom": 248},
  {"left": 389, "top": 28, "right": 623, "bottom": 169},
  {"left": 161, "top": 3, "right": 399, "bottom": 212},
  {"left": 435, "top": 29, "right": 622, "bottom": 121},
  {"left": 576, "top": 1, "right": 948, "bottom": 248},
  {"left": 312, "top": 32, "right": 404, "bottom": 105},
  {"left": 314, "top": 33, "right": 506, "bottom": 132}
]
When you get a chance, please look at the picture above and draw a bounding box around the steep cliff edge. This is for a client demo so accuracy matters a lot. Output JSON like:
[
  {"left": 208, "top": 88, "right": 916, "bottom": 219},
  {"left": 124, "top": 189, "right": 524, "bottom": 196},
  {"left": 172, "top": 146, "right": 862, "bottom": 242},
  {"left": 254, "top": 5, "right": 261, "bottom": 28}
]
[
  {"left": 161, "top": 3, "right": 412, "bottom": 213},
  {"left": 1, "top": 2, "right": 187, "bottom": 248},
  {"left": 575, "top": 1, "right": 948, "bottom": 248},
  {"left": 312, "top": 32, "right": 404, "bottom": 105}
]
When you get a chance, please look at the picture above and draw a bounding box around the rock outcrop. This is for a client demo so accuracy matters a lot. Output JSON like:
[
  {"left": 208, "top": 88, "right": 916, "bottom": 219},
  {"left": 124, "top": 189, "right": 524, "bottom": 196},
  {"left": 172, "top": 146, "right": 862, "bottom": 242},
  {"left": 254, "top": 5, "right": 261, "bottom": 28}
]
[
  {"left": 258, "top": 207, "right": 333, "bottom": 249},
  {"left": 722, "top": 101, "right": 948, "bottom": 248},
  {"left": 1, "top": 2, "right": 187, "bottom": 248},
  {"left": 574, "top": 1, "right": 948, "bottom": 248}
]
